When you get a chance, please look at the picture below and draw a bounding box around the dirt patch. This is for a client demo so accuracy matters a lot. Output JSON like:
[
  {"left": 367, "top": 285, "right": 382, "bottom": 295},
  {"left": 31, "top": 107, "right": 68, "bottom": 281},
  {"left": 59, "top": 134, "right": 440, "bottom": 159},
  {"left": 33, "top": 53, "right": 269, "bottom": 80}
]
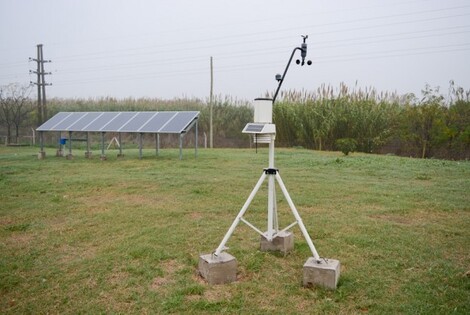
[
  {"left": 149, "top": 259, "right": 185, "bottom": 291},
  {"left": 4, "top": 233, "right": 34, "bottom": 248},
  {"left": 107, "top": 269, "right": 130, "bottom": 287},
  {"left": 0, "top": 217, "right": 15, "bottom": 227},
  {"left": 150, "top": 276, "right": 173, "bottom": 290},
  {"left": 160, "top": 259, "right": 184, "bottom": 274},
  {"left": 369, "top": 214, "right": 412, "bottom": 225},
  {"left": 203, "top": 287, "right": 232, "bottom": 303},
  {"left": 188, "top": 212, "right": 202, "bottom": 220},
  {"left": 57, "top": 243, "right": 98, "bottom": 264}
]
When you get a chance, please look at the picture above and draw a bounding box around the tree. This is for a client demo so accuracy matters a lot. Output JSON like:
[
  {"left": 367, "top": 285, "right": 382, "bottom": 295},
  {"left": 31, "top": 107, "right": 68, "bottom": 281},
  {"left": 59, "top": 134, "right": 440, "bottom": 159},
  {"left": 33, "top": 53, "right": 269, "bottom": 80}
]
[{"left": 0, "top": 83, "right": 34, "bottom": 144}]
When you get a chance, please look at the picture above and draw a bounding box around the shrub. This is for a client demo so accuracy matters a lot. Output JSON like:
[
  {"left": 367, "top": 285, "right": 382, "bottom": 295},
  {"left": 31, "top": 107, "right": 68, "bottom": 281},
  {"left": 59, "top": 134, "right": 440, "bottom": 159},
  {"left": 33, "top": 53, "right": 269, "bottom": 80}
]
[{"left": 335, "top": 138, "right": 357, "bottom": 155}]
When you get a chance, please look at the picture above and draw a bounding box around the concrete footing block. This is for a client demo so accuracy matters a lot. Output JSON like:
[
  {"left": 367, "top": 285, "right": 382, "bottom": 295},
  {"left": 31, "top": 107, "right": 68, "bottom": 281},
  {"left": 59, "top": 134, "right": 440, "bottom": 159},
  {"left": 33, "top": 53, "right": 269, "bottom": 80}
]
[
  {"left": 37, "top": 151, "right": 46, "bottom": 159},
  {"left": 56, "top": 149, "right": 63, "bottom": 157},
  {"left": 198, "top": 252, "right": 237, "bottom": 285},
  {"left": 303, "top": 257, "right": 340, "bottom": 290},
  {"left": 117, "top": 153, "right": 125, "bottom": 158},
  {"left": 66, "top": 154, "right": 74, "bottom": 160},
  {"left": 260, "top": 231, "right": 294, "bottom": 254},
  {"left": 100, "top": 155, "right": 107, "bottom": 161},
  {"left": 85, "top": 151, "right": 92, "bottom": 158}
]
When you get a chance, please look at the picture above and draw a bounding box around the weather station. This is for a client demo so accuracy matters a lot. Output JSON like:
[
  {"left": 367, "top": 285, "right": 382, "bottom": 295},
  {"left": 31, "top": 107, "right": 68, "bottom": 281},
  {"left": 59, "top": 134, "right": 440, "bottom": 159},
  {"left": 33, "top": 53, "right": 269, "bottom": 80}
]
[{"left": 199, "top": 36, "right": 340, "bottom": 289}]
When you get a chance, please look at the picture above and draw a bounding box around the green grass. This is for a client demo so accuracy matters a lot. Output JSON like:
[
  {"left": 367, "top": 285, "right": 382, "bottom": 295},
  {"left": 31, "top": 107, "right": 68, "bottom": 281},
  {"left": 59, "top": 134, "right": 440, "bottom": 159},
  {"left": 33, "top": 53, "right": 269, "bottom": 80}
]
[{"left": 1, "top": 146, "right": 469, "bottom": 314}]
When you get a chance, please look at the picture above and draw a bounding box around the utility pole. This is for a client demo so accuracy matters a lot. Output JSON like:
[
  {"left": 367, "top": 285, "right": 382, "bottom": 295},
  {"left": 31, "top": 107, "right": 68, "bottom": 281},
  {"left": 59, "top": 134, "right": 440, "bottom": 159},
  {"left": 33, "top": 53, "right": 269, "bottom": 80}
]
[
  {"left": 209, "top": 56, "right": 213, "bottom": 148},
  {"left": 30, "top": 44, "right": 51, "bottom": 126}
]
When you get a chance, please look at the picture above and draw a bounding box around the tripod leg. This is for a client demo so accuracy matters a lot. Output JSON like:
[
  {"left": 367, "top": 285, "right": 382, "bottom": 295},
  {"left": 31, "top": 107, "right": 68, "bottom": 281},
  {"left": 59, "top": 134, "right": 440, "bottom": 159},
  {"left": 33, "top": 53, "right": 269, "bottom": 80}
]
[
  {"left": 267, "top": 174, "right": 276, "bottom": 240},
  {"left": 214, "top": 172, "right": 267, "bottom": 256},
  {"left": 275, "top": 173, "right": 321, "bottom": 261}
]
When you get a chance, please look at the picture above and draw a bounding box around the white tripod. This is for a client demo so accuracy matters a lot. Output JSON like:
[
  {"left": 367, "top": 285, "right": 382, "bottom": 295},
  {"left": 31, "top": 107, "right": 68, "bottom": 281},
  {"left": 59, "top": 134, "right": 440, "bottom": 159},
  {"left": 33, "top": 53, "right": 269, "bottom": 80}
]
[{"left": 213, "top": 130, "right": 321, "bottom": 262}]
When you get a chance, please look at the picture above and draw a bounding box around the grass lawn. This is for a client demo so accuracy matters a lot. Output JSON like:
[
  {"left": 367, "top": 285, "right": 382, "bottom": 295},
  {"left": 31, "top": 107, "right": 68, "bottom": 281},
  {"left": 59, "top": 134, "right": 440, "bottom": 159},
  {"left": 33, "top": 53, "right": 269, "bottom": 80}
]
[{"left": 1, "top": 146, "right": 469, "bottom": 314}]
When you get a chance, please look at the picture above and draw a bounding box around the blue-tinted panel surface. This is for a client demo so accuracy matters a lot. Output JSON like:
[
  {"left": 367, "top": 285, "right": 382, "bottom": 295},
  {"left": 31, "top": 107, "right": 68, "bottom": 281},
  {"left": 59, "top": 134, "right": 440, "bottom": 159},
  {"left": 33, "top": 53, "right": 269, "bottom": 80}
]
[
  {"left": 139, "top": 112, "right": 177, "bottom": 133},
  {"left": 37, "top": 111, "right": 199, "bottom": 133},
  {"left": 244, "top": 123, "right": 265, "bottom": 133},
  {"left": 159, "top": 111, "right": 198, "bottom": 133},
  {"left": 82, "top": 112, "right": 119, "bottom": 132},
  {"left": 52, "top": 112, "right": 88, "bottom": 131},
  {"left": 101, "top": 112, "right": 137, "bottom": 132},
  {"left": 69, "top": 112, "right": 103, "bottom": 131},
  {"left": 37, "top": 112, "right": 71, "bottom": 131},
  {"left": 119, "top": 112, "right": 154, "bottom": 132}
]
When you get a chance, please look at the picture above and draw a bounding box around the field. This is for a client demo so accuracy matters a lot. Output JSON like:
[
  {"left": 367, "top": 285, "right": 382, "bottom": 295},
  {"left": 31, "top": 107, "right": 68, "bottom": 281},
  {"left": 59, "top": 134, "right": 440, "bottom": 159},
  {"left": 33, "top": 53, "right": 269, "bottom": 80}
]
[{"left": 1, "top": 146, "right": 469, "bottom": 314}]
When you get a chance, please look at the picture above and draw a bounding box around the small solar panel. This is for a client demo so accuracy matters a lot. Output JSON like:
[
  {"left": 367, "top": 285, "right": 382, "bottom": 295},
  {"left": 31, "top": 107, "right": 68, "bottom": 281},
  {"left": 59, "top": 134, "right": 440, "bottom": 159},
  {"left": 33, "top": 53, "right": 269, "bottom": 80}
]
[
  {"left": 242, "top": 123, "right": 276, "bottom": 134},
  {"left": 245, "top": 124, "right": 265, "bottom": 133}
]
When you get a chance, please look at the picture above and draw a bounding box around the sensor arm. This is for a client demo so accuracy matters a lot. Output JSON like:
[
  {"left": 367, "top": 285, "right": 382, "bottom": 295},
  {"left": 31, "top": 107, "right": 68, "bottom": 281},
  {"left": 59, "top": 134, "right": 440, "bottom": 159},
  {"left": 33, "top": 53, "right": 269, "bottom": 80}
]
[{"left": 272, "top": 46, "right": 303, "bottom": 104}]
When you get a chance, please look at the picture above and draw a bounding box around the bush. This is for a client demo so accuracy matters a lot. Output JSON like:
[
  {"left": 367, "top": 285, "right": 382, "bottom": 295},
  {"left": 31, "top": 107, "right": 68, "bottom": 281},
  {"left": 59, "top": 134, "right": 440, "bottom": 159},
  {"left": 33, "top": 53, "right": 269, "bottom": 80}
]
[{"left": 335, "top": 138, "right": 357, "bottom": 155}]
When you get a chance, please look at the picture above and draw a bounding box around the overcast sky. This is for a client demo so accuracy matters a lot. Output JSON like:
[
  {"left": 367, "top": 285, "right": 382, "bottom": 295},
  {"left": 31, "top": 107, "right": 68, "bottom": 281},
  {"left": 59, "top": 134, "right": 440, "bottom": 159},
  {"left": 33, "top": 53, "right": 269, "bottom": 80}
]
[{"left": 1, "top": 0, "right": 469, "bottom": 101}]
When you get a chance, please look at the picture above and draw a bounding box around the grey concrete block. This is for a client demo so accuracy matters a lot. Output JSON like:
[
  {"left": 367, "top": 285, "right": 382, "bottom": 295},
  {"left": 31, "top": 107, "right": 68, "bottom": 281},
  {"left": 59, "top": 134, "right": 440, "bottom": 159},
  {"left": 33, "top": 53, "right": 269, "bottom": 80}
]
[
  {"left": 100, "top": 155, "right": 107, "bottom": 161},
  {"left": 37, "top": 151, "right": 46, "bottom": 159},
  {"left": 85, "top": 151, "right": 92, "bottom": 158},
  {"left": 303, "top": 257, "right": 340, "bottom": 290},
  {"left": 66, "top": 154, "right": 74, "bottom": 160},
  {"left": 260, "top": 231, "right": 294, "bottom": 254},
  {"left": 198, "top": 252, "right": 237, "bottom": 285}
]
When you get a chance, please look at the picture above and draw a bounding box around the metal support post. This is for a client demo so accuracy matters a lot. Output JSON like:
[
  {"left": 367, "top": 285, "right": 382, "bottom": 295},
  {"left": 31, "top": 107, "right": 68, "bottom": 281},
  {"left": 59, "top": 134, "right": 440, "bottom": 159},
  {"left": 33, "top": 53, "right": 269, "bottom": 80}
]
[
  {"left": 139, "top": 133, "right": 143, "bottom": 159},
  {"left": 195, "top": 119, "right": 198, "bottom": 158},
  {"left": 68, "top": 131, "right": 72, "bottom": 156},
  {"left": 156, "top": 134, "right": 160, "bottom": 156},
  {"left": 118, "top": 133, "right": 123, "bottom": 156},
  {"left": 179, "top": 134, "right": 183, "bottom": 160},
  {"left": 40, "top": 131, "right": 44, "bottom": 153},
  {"left": 101, "top": 132, "right": 105, "bottom": 156}
]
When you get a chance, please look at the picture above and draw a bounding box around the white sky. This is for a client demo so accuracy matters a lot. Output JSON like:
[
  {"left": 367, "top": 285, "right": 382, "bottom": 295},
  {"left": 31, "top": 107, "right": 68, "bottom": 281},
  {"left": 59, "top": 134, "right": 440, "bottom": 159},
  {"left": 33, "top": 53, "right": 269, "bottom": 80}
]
[{"left": 1, "top": 0, "right": 469, "bottom": 100}]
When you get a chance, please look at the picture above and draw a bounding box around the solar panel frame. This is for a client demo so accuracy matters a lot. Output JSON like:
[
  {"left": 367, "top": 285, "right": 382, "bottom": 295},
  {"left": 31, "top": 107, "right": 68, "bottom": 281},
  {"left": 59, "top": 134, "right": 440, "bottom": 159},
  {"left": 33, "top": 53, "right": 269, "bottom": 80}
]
[{"left": 36, "top": 111, "right": 199, "bottom": 134}]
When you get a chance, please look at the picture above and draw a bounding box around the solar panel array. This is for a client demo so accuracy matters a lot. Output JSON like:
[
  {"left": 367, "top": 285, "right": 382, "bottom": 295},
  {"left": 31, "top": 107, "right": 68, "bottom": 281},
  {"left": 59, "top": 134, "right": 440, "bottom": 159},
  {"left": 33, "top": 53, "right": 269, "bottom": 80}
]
[{"left": 37, "top": 111, "right": 199, "bottom": 134}]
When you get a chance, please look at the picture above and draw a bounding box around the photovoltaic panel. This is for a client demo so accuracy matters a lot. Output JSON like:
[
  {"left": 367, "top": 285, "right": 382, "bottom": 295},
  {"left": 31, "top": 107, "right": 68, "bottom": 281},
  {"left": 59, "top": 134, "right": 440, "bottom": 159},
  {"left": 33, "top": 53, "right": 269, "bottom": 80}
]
[
  {"left": 139, "top": 112, "right": 176, "bottom": 133},
  {"left": 244, "top": 123, "right": 265, "bottom": 133},
  {"left": 70, "top": 112, "right": 103, "bottom": 131},
  {"left": 159, "top": 111, "right": 199, "bottom": 133},
  {"left": 52, "top": 112, "right": 88, "bottom": 131},
  {"left": 36, "top": 112, "right": 71, "bottom": 131},
  {"left": 119, "top": 112, "right": 154, "bottom": 132},
  {"left": 82, "top": 112, "right": 120, "bottom": 132},
  {"left": 37, "top": 111, "right": 199, "bottom": 134},
  {"left": 101, "top": 112, "right": 137, "bottom": 132}
]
